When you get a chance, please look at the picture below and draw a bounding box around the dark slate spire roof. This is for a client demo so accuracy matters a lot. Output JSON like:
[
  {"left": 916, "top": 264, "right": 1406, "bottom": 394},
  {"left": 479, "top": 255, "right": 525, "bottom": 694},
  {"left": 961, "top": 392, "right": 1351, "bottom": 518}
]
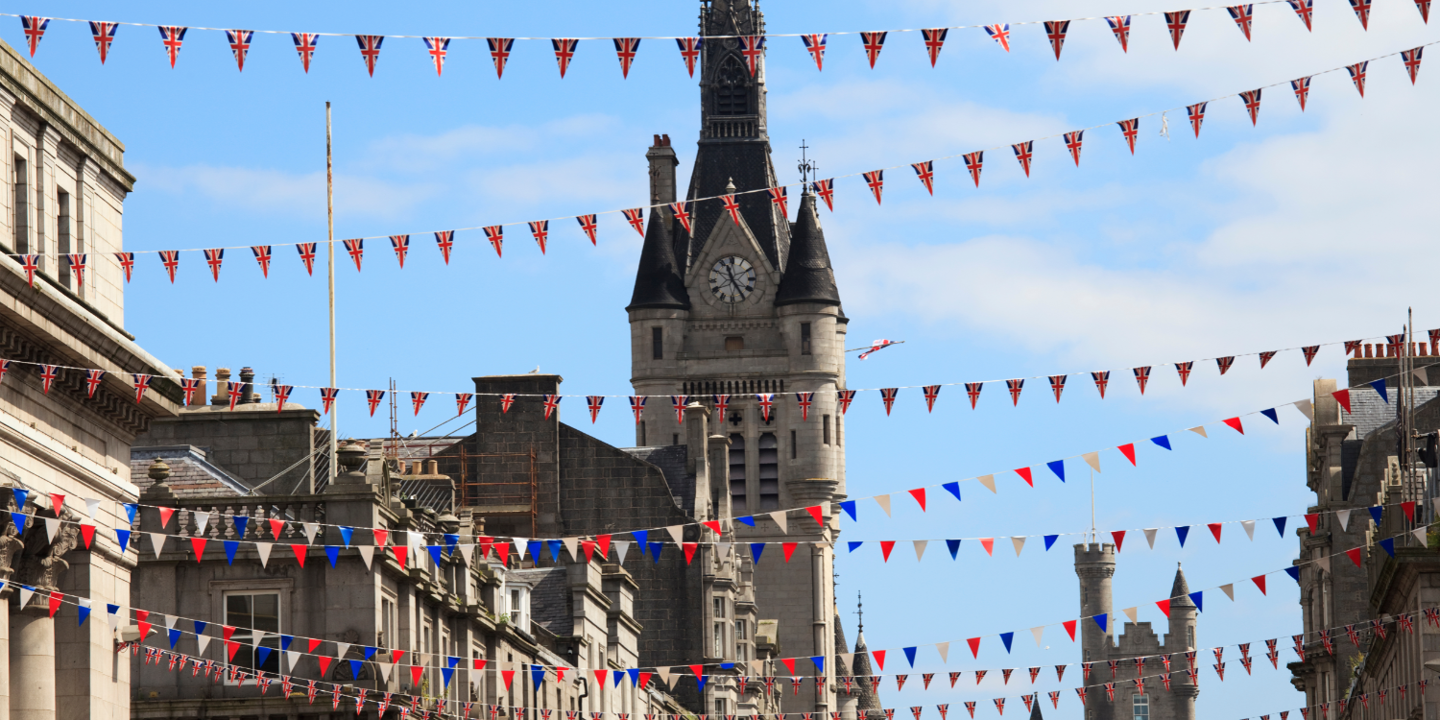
[
  {"left": 775, "top": 190, "right": 841, "bottom": 307},
  {"left": 1029, "top": 697, "right": 1044, "bottom": 719},
  {"left": 627, "top": 208, "right": 690, "bottom": 310},
  {"left": 1170, "top": 564, "right": 1194, "bottom": 607},
  {"left": 851, "top": 629, "right": 883, "bottom": 711}
]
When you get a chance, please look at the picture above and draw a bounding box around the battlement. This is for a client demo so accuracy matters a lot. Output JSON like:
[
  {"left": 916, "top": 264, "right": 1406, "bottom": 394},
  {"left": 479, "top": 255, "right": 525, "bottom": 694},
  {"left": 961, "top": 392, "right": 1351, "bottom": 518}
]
[{"left": 1074, "top": 542, "right": 1116, "bottom": 564}]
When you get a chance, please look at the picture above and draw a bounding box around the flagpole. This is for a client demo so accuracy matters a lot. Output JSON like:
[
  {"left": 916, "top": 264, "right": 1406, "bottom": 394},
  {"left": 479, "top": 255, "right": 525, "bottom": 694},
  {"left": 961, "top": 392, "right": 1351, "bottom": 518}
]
[{"left": 326, "top": 102, "right": 338, "bottom": 484}]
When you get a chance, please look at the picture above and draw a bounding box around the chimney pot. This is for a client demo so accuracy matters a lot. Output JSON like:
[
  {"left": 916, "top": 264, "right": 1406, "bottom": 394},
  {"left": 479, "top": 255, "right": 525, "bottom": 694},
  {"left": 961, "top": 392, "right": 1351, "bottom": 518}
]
[
  {"left": 427, "top": 460, "right": 439, "bottom": 476},
  {"left": 653, "top": 134, "right": 661, "bottom": 146},
  {"left": 662, "top": 134, "right": 671, "bottom": 146}
]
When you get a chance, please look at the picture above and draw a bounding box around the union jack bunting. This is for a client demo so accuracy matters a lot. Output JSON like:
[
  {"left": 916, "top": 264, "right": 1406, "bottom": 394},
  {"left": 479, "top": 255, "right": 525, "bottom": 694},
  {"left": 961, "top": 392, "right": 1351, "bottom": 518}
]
[
  {"left": 307, "top": 680, "right": 317, "bottom": 704},
  {"left": 82, "top": 368, "right": 105, "bottom": 398},
  {"left": 861, "top": 32, "right": 887, "bottom": 67},
  {"left": 863, "top": 170, "right": 884, "bottom": 205},
  {"left": 501, "top": 393, "right": 515, "bottom": 412},
  {"left": 356, "top": 35, "right": 383, "bottom": 76},
  {"left": 669, "top": 203, "right": 692, "bottom": 235},
  {"left": 1373, "top": 617, "right": 1388, "bottom": 639},
  {"left": 1418, "top": 0, "right": 1433, "bottom": 22},
  {"left": 543, "top": 394, "right": 561, "bottom": 420},
  {"left": 318, "top": 387, "right": 338, "bottom": 415},
  {"left": 17, "top": 254, "right": 37, "bottom": 287},
  {"left": 180, "top": 377, "right": 200, "bottom": 405},
  {"left": 1043, "top": 21, "right": 1069, "bottom": 60},
  {"left": 1118, "top": 118, "right": 1139, "bottom": 154},
  {"left": 912, "top": 161, "right": 936, "bottom": 194},
  {"left": 712, "top": 393, "right": 730, "bottom": 420},
  {"left": 20, "top": 17, "right": 48, "bottom": 57},
  {"left": 962, "top": 152, "right": 983, "bottom": 187},
  {"left": 115, "top": 252, "right": 135, "bottom": 283},
  {"left": 1074, "top": 687, "right": 1087, "bottom": 706},
  {"left": 424, "top": 37, "right": 450, "bottom": 76},
  {"left": 967, "top": 381, "right": 984, "bottom": 406},
  {"left": 1187, "top": 102, "right": 1208, "bottom": 137},
  {"left": 1048, "top": 374, "right": 1067, "bottom": 402},
  {"left": 1046, "top": 691, "right": 1060, "bottom": 709},
  {"left": 801, "top": 34, "right": 827, "bottom": 71},
  {"left": 879, "top": 388, "right": 897, "bottom": 415},
  {"left": 984, "top": 24, "right": 1011, "bottom": 52},
  {"left": 1348, "top": 61, "right": 1369, "bottom": 96},
  {"left": 227, "top": 381, "right": 246, "bottom": 410},
  {"left": 676, "top": 38, "right": 702, "bottom": 77},
  {"left": 251, "top": 245, "right": 273, "bottom": 277},
  {"left": 1401, "top": 613, "right": 1416, "bottom": 633},
  {"left": 204, "top": 249, "right": 224, "bottom": 282},
  {"left": 1319, "top": 629, "right": 1333, "bottom": 654},
  {"left": 1403, "top": 47, "right": 1424, "bottom": 83},
  {"left": 484, "top": 226, "right": 503, "bottom": 257},
  {"left": 921, "top": 29, "right": 947, "bottom": 66},
  {"left": 1134, "top": 366, "right": 1152, "bottom": 394},
  {"left": 756, "top": 392, "right": 775, "bottom": 421},
  {"left": 90, "top": 22, "right": 118, "bottom": 64},
  {"left": 1292, "top": 76, "right": 1313, "bottom": 110},
  {"left": 434, "top": 230, "right": 455, "bottom": 264},
  {"left": 1006, "top": 378, "right": 1024, "bottom": 406},
  {"left": 387, "top": 235, "right": 410, "bottom": 268},
  {"left": 1012, "top": 141, "right": 1034, "bottom": 176},
  {"left": 791, "top": 392, "right": 814, "bottom": 420},
  {"left": 365, "top": 389, "right": 384, "bottom": 417},
  {"left": 670, "top": 394, "right": 690, "bottom": 423},
  {"left": 1175, "top": 361, "right": 1194, "bottom": 385},
  {"left": 740, "top": 36, "right": 765, "bottom": 76},
  {"left": 1160, "top": 672, "right": 1172, "bottom": 690},
  {"left": 1266, "top": 638, "right": 1279, "bottom": 667},
  {"left": 456, "top": 392, "right": 472, "bottom": 415},
  {"left": 577, "top": 214, "right": 598, "bottom": 245},
  {"left": 292, "top": 33, "right": 319, "bottom": 72},
  {"left": 342, "top": 239, "right": 364, "bottom": 271},
  {"left": 923, "top": 673, "right": 936, "bottom": 689},
  {"left": 160, "top": 250, "right": 180, "bottom": 283},
  {"left": 1259, "top": 350, "right": 1277, "bottom": 368},
  {"left": 721, "top": 194, "right": 744, "bottom": 226},
  {"left": 836, "top": 389, "right": 855, "bottom": 414},
  {"left": 910, "top": 707, "right": 923, "bottom": 720},
  {"left": 991, "top": 700, "right": 1003, "bottom": 715},
  {"left": 1227, "top": 5, "right": 1256, "bottom": 40},
  {"left": 1350, "top": 0, "right": 1374, "bottom": 28},
  {"left": 410, "top": 391, "right": 428, "bottom": 416},
  {"left": 273, "top": 384, "right": 294, "bottom": 412},
  {"left": 963, "top": 702, "right": 977, "bottom": 718},
  {"left": 613, "top": 38, "right": 640, "bottom": 78},
  {"left": 999, "top": 669, "right": 1012, "bottom": 685},
  {"left": 1063, "top": 130, "right": 1084, "bottom": 166},
  {"left": 39, "top": 365, "right": 57, "bottom": 394},
  {"left": 922, "top": 385, "right": 940, "bottom": 412},
  {"left": 66, "top": 254, "right": 86, "bottom": 287},
  {"left": 586, "top": 396, "right": 604, "bottom": 423},
  {"left": 769, "top": 187, "right": 790, "bottom": 217},
  {"left": 1165, "top": 11, "right": 1190, "bottom": 48},
  {"left": 1106, "top": 16, "right": 1132, "bottom": 52},
  {"left": 812, "top": 179, "right": 835, "bottom": 211},
  {"left": 622, "top": 395, "right": 644, "bottom": 423},
  {"left": 1242, "top": 89, "right": 1263, "bottom": 125},
  {"left": 226, "top": 30, "right": 253, "bottom": 71},
  {"left": 297, "top": 243, "right": 318, "bottom": 275},
  {"left": 487, "top": 38, "right": 514, "bottom": 78},
  {"left": 159, "top": 26, "right": 187, "bottom": 68},
  {"left": 1092, "top": 371, "right": 1111, "bottom": 398},
  {"left": 519, "top": 220, "right": 547, "bottom": 254},
  {"left": 1216, "top": 355, "right": 1235, "bottom": 374},
  {"left": 791, "top": 677, "right": 804, "bottom": 694},
  {"left": 552, "top": 39, "right": 579, "bottom": 78},
  {"left": 1285, "top": 0, "right": 1316, "bottom": 29},
  {"left": 622, "top": 208, "right": 646, "bottom": 237},
  {"left": 1108, "top": 659, "right": 1120, "bottom": 679},
  {"left": 133, "top": 374, "right": 153, "bottom": 403}
]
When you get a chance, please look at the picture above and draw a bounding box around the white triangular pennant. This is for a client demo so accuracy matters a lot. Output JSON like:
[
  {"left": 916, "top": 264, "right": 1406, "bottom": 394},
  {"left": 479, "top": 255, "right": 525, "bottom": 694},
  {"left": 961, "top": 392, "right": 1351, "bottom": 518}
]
[
  {"left": 717, "top": 542, "right": 732, "bottom": 558},
  {"left": 45, "top": 517, "right": 59, "bottom": 542},
  {"left": 335, "top": 643, "right": 350, "bottom": 660},
  {"left": 107, "top": 604, "right": 121, "bottom": 632},
  {"left": 913, "top": 540, "right": 927, "bottom": 560},
  {"left": 255, "top": 541, "right": 273, "bottom": 567},
  {"left": 458, "top": 543, "right": 474, "bottom": 566},
  {"left": 1082, "top": 452, "right": 1101, "bottom": 473},
  {"left": 359, "top": 545, "right": 376, "bottom": 570},
  {"left": 197, "top": 634, "right": 212, "bottom": 655},
  {"left": 665, "top": 525, "right": 683, "bottom": 545},
  {"left": 1414, "top": 527, "right": 1429, "bottom": 544},
  {"left": 303, "top": 522, "right": 319, "bottom": 544},
  {"left": 656, "top": 667, "right": 672, "bottom": 688},
  {"left": 838, "top": 654, "right": 854, "bottom": 674},
  {"left": 1030, "top": 626, "right": 1044, "bottom": 647},
  {"left": 1416, "top": 367, "right": 1430, "bottom": 385},
  {"left": 165, "top": 613, "right": 178, "bottom": 629},
  {"left": 1242, "top": 520, "right": 1256, "bottom": 540},
  {"left": 194, "top": 511, "right": 210, "bottom": 535},
  {"left": 562, "top": 538, "right": 580, "bottom": 560},
  {"left": 874, "top": 495, "right": 892, "bottom": 517},
  {"left": 514, "top": 538, "right": 528, "bottom": 561},
  {"left": 1189, "top": 426, "right": 1208, "bottom": 438},
  {"left": 288, "top": 650, "right": 301, "bottom": 671},
  {"left": 378, "top": 662, "right": 394, "bottom": 681},
  {"left": 770, "top": 511, "right": 789, "bottom": 534},
  {"left": 1220, "top": 583, "right": 1235, "bottom": 600},
  {"left": 84, "top": 498, "right": 100, "bottom": 521},
  {"left": 1122, "top": 607, "right": 1137, "bottom": 623},
  {"left": 150, "top": 533, "right": 166, "bottom": 559},
  {"left": 749, "top": 659, "right": 764, "bottom": 675},
  {"left": 1316, "top": 555, "right": 1331, "bottom": 573},
  {"left": 1337, "top": 510, "right": 1352, "bottom": 531},
  {"left": 977, "top": 475, "right": 997, "bottom": 494},
  {"left": 1011, "top": 536, "right": 1025, "bottom": 557},
  {"left": 1144, "top": 528, "right": 1158, "bottom": 549},
  {"left": 1294, "top": 400, "right": 1314, "bottom": 421},
  {"left": 614, "top": 540, "right": 631, "bottom": 564},
  {"left": 936, "top": 641, "right": 950, "bottom": 663},
  {"left": 19, "top": 585, "right": 35, "bottom": 608}
]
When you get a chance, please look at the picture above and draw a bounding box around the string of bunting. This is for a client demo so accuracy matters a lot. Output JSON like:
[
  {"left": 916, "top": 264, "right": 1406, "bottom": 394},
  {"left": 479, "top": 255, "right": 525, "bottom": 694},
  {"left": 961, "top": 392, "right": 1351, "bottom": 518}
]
[
  {"left": 2, "top": 0, "right": 1423, "bottom": 78},
  {"left": 3, "top": 39, "right": 1427, "bottom": 286}
]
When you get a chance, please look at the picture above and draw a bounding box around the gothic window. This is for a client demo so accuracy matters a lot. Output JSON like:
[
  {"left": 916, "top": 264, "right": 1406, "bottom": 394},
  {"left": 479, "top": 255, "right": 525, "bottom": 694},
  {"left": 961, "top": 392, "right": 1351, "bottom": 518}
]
[
  {"left": 224, "top": 592, "right": 281, "bottom": 674},
  {"left": 729, "top": 433, "right": 747, "bottom": 514},
  {"left": 758, "top": 433, "right": 779, "bottom": 510},
  {"left": 1132, "top": 693, "right": 1149, "bottom": 720},
  {"left": 801, "top": 322, "right": 812, "bottom": 355},
  {"left": 714, "top": 55, "right": 751, "bottom": 115}
]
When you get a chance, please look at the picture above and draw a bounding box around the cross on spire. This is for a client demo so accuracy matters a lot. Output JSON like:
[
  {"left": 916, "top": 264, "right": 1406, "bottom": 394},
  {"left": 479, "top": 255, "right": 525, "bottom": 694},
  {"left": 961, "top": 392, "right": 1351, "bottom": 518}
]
[{"left": 797, "top": 140, "right": 816, "bottom": 186}]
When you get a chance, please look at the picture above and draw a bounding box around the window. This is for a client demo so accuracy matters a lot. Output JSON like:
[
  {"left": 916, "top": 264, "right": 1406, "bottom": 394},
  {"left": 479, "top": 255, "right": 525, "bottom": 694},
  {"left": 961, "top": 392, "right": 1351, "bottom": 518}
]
[
  {"left": 728, "top": 434, "right": 747, "bottom": 515},
  {"left": 224, "top": 592, "right": 280, "bottom": 674},
  {"left": 57, "top": 190, "right": 71, "bottom": 289},
  {"left": 823, "top": 415, "right": 831, "bottom": 445},
  {"left": 713, "top": 621, "right": 725, "bottom": 658},
  {"left": 380, "top": 596, "right": 396, "bottom": 649},
  {"left": 715, "top": 698, "right": 728, "bottom": 716},
  {"left": 791, "top": 430, "right": 797, "bottom": 459},
  {"left": 652, "top": 327, "right": 663, "bottom": 360},
  {"left": 640, "top": 421, "right": 646, "bottom": 446},
  {"left": 673, "top": 434, "right": 679, "bottom": 446},
  {"left": 13, "top": 156, "right": 26, "bottom": 254},
  {"left": 714, "top": 56, "right": 750, "bottom": 116},
  {"left": 800, "top": 323, "right": 811, "bottom": 355},
  {"left": 1187, "top": 626, "right": 1194, "bottom": 648},
  {"left": 725, "top": 336, "right": 744, "bottom": 351},
  {"left": 1132, "top": 693, "right": 1149, "bottom": 720},
  {"left": 736, "top": 619, "right": 749, "bottom": 662},
  {"left": 758, "top": 433, "right": 779, "bottom": 510},
  {"left": 713, "top": 597, "right": 726, "bottom": 619}
]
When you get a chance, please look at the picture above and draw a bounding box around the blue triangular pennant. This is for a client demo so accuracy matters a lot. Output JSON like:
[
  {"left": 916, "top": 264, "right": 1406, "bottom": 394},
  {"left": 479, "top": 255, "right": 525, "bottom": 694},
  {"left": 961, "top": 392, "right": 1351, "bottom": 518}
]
[
  {"left": 448, "top": 656, "right": 459, "bottom": 668},
  {"left": 233, "top": 515, "right": 248, "bottom": 538},
  {"left": 527, "top": 541, "right": 543, "bottom": 561},
  {"left": 340, "top": 526, "right": 355, "bottom": 548},
  {"left": 632, "top": 530, "right": 648, "bottom": 547},
  {"left": 946, "top": 539, "right": 961, "bottom": 559},
  {"left": 1261, "top": 408, "right": 1279, "bottom": 424},
  {"left": 443, "top": 533, "right": 458, "bottom": 553},
  {"left": 1044, "top": 535, "right": 1059, "bottom": 551},
  {"left": 627, "top": 668, "right": 640, "bottom": 686},
  {"left": 840, "top": 500, "right": 858, "bottom": 522},
  {"left": 349, "top": 660, "right": 362, "bottom": 678},
  {"left": 168, "top": 628, "right": 182, "bottom": 648},
  {"left": 751, "top": 543, "right": 766, "bottom": 562},
  {"left": 326, "top": 546, "right": 340, "bottom": 567},
  {"left": 1371, "top": 378, "right": 1388, "bottom": 402},
  {"left": 904, "top": 646, "right": 917, "bottom": 666},
  {"left": 735, "top": 516, "right": 756, "bottom": 527},
  {"left": 11, "top": 489, "right": 28, "bottom": 511},
  {"left": 364, "top": 646, "right": 377, "bottom": 660},
  {"left": 13, "top": 514, "right": 27, "bottom": 533},
  {"left": 942, "top": 482, "right": 961, "bottom": 502},
  {"left": 696, "top": 675, "right": 708, "bottom": 692},
  {"left": 115, "top": 529, "right": 131, "bottom": 553},
  {"left": 648, "top": 542, "right": 664, "bottom": 561},
  {"left": 720, "top": 663, "right": 735, "bottom": 670},
  {"left": 536, "top": 665, "right": 550, "bottom": 691},
  {"left": 1047, "top": 460, "right": 1065, "bottom": 482},
  {"left": 1189, "top": 591, "right": 1203, "bottom": 612},
  {"left": 280, "top": 634, "right": 291, "bottom": 651},
  {"left": 1094, "top": 613, "right": 1108, "bottom": 632},
  {"left": 811, "top": 656, "right": 825, "bottom": 672},
  {"left": 1176, "top": 526, "right": 1190, "bottom": 547},
  {"left": 194, "top": 621, "right": 208, "bottom": 636},
  {"left": 848, "top": 541, "right": 863, "bottom": 553},
  {"left": 224, "top": 540, "right": 238, "bottom": 565},
  {"left": 1273, "top": 517, "right": 1287, "bottom": 537},
  {"left": 107, "top": 603, "right": 119, "bottom": 620},
  {"left": 427, "top": 545, "right": 443, "bottom": 566},
  {"left": 77, "top": 603, "right": 90, "bottom": 625},
  {"left": 1000, "top": 632, "right": 1014, "bottom": 653},
  {"left": 1380, "top": 537, "right": 1396, "bottom": 557},
  {"left": 546, "top": 540, "right": 562, "bottom": 561},
  {"left": 1370, "top": 506, "right": 1383, "bottom": 525},
  {"left": 122, "top": 502, "right": 137, "bottom": 526},
  {"left": 259, "top": 647, "right": 273, "bottom": 667},
  {"left": 1285, "top": 566, "right": 1301, "bottom": 583},
  {"left": 1151, "top": 435, "right": 1172, "bottom": 450},
  {"left": 613, "top": 670, "right": 625, "bottom": 686},
  {"left": 442, "top": 667, "right": 455, "bottom": 688}
]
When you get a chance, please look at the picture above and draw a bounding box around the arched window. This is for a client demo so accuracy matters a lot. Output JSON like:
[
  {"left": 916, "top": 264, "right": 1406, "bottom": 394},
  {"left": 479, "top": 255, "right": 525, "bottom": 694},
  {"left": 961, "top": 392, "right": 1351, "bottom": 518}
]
[
  {"left": 758, "top": 433, "right": 779, "bottom": 510},
  {"left": 714, "top": 55, "right": 750, "bottom": 115},
  {"left": 729, "top": 434, "right": 747, "bottom": 515}
]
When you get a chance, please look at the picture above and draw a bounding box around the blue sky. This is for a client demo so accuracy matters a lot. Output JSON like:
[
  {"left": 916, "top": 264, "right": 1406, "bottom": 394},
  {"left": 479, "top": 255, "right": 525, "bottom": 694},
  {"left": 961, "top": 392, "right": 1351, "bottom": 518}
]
[{"left": 14, "top": 0, "right": 1440, "bottom": 716}]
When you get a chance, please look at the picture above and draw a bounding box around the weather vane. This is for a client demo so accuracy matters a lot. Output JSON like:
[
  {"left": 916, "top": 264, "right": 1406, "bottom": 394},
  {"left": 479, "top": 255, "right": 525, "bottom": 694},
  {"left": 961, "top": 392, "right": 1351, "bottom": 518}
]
[{"left": 798, "top": 140, "right": 816, "bottom": 186}]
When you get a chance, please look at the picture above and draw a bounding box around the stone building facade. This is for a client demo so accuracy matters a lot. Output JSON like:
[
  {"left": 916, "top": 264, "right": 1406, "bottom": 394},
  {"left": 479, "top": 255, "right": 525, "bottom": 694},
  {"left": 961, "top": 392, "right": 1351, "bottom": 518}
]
[
  {"left": 1075, "top": 544, "right": 1197, "bottom": 720},
  {"left": 0, "top": 36, "right": 180, "bottom": 720}
]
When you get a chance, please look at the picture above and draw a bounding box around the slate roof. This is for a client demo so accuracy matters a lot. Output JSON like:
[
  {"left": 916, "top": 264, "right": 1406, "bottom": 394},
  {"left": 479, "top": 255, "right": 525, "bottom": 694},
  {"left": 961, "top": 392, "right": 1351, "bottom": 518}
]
[
  {"left": 130, "top": 445, "right": 250, "bottom": 498},
  {"left": 620, "top": 445, "right": 693, "bottom": 512},
  {"left": 512, "top": 566, "right": 571, "bottom": 636},
  {"left": 775, "top": 191, "right": 841, "bottom": 307},
  {"left": 628, "top": 207, "right": 690, "bottom": 310},
  {"left": 1170, "top": 565, "right": 1194, "bottom": 607}
]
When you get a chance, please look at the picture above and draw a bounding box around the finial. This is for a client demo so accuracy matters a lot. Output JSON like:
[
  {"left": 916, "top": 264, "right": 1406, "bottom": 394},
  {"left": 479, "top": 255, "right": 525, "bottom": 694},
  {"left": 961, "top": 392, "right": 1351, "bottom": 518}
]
[
  {"left": 856, "top": 589, "right": 864, "bottom": 635},
  {"left": 797, "top": 140, "right": 816, "bottom": 186},
  {"left": 725, "top": 177, "right": 736, "bottom": 193}
]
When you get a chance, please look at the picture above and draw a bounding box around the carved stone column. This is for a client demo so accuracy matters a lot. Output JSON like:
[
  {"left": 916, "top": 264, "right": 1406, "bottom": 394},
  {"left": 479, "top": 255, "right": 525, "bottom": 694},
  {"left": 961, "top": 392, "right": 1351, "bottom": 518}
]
[
  {"left": 9, "top": 506, "right": 77, "bottom": 720},
  {"left": 0, "top": 512, "right": 25, "bottom": 720}
]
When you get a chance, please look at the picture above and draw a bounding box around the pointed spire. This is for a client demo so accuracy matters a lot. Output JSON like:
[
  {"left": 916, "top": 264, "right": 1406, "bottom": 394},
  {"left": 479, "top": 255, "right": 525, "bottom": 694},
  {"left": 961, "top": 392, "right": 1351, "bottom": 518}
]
[
  {"left": 628, "top": 207, "right": 690, "bottom": 310},
  {"left": 1170, "top": 562, "right": 1195, "bottom": 607},
  {"left": 776, "top": 190, "right": 841, "bottom": 307}
]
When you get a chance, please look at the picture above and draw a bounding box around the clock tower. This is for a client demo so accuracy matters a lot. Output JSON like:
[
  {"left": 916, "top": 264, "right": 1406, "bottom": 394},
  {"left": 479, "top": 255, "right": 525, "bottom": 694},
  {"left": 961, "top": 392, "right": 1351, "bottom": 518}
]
[{"left": 627, "top": 0, "right": 847, "bottom": 712}]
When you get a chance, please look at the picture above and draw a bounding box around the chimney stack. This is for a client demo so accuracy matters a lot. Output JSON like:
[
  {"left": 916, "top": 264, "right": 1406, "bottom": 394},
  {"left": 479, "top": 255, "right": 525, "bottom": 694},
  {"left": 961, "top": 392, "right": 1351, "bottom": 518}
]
[{"left": 646, "top": 134, "right": 678, "bottom": 207}]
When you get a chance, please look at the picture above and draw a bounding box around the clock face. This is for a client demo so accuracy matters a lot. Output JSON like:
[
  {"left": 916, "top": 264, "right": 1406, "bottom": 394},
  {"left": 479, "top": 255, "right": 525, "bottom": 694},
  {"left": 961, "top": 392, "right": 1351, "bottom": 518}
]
[{"left": 709, "top": 256, "right": 756, "bottom": 304}]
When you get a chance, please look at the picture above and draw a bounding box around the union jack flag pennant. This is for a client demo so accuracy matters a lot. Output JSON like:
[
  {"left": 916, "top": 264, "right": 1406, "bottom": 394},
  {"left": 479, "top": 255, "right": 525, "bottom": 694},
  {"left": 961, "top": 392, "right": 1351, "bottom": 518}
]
[
  {"left": 922, "top": 385, "right": 941, "bottom": 412},
  {"left": 1118, "top": 119, "right": 1139, "bottom": 154},
  {"left": 676, "top": 37, "right": 702, "bottom": 76},
  {"left": 180, "top": 377, "right": 200, "bottom": 405},
  {"left": 1216, "top": 355, "right": 1235, "bottom": 374},
  {"left": 320, "top": 387, "right": 338, "bottom": 414},
  {"left": 672, "top": 394, "right": 689, "bottom": 423},
  {"left": 484, "top": 226, "right": 503, "bottom": 258},
  {"left": 292, "top": 33, "right": 319, "bottom": 72},
  {"left": 204, "top": 249, "right": 224, "bottom": 282},
  {"left": 721, "top": 194, "right": 743, "bottom": 226},
  {"left": 1227, "top": 5, "right": 1256, "bottom": 40},
  {"left": 577, "top": 214, "right": 598, "bottom": 245},
  {"left": 1348, "top": 61, "right": 1369, "bottom": 96},
  {"left": 1106, "top": 16, "right": 1132, "bottom": 52},
  {"left": 66, "top": 254, "right": 86, "bottom": 287},
  {"left": 424, "top": 37, "right": 450, "bottom": 76},
  {"left": 356, "top": 35, "right": 383, "bottom": 76},
  {"left": 860, "top": 32, "right": 887, "bottom": 67},
  {"left": 389, "top": 235, "right": 410, "bottom": 268},
  {"left": 20, "top": 254, "right": 37, "bottom": 286},
  {"left": 225, "top": 30, "right": 254, "bottom": 71},
  {"left": 1258, "top": 350, "right": 1277, "bottom": 368},
  {"left": 133, "top": 374, "right": 153, "bottom": 403},
  {"left": 812, "top": 179, "right": 835, "bottom": 210},
  {"left": 984, "top": 24, "right": 1012, "bottom": 52},
  {"left": 526, "top": 220, "right": 550, "bottom": 253},
  {"left": 543, "top": 394, "right": 561, "bottom": 419},
  {"left": 1043, "top": 21, "right": 1069, "bottom": 60},
  {"left": 159, "top": 26, "right": 187, "bottom": 68},
  {"left": 21, "top": 17, "right": 49, "bottom": 57},
  {"left": 668, "top": 202, "right": 692, "bottom": 236},
  {"left": 1063, "top": 130, "right": 1084, "bottom": 166},
  {"left": 1012, "top": 141, "right": 1034, "bottom": 176},
  {"left": 297, "top": 242, "right": 318, "bottom": 275},
  {"left": 963, "top": 152, "right": 983, "bottom": 187},
  {"left": 1418, "top": 0, "right": 1433, "bottom": 22},
  {"left": 1281, "top": 0, "right": 1316, "bottom": 31},
  {"left": 90, "top": 21, "right": 118, "bottom": 64},
  {"left": 114, "top": 252, "right": 135, "bottom": 283},
  {"left": 796, "top": 392, "right": 814, "bottom": 420},
  {"left": 740, "top": 36, "right": 765, "bottom": 76},
  {"left": 39, "top": 365, "right": 57, "bottom": 394},
  {"left": 921, "top": 29, "right": 947, "bottom": 67},
  {"left": 836, "top": 390, "right": 855, "bottom": 414},
  {"left": 500, "top": 394, "right": 515, "bottom": 413},
  {"left": 713, "top": 393, "right": 730, "bottom": 419},
  {"left": 1048, "top": 374, "right": 1067, "bottom": 402},
  {"left": 769, "top": 187, "right": 790, "bottom": 217},
  {"left": 160, "top": 250, "right": 180, "bottom": 283},
  {"left": 366, "top": 390, "right": 385, "bottom": 417},
  {"left": 435, "top": 230, "right": 455, "bottom": 264},
  {"left": 227, "top": 381, "right": 245, "bottom": 410},
  {"left": 963, "top": 702, "right": 977, "bottom": 718},
  {"left": 912, "top": 161, "right": 935, "bottom": 195},
  {"left": 879, "top": 388, "right": 897, "bottom": 415},
  {"left": 801, "top": 34, "right": 827, "bottom": 71},
  {"left": 586, "top": 396, "right": 604, "bottom": 423},
  {"left": 251, "top": 246, "right": 272, "bottom": 277},
  {"left": 614, "top": 38, "right": 640, "bottom": 78},
  {"left": 967, "top": 382, "right": 989, "bottom": 408},
  {"left": 411, "top": 391, "right": 428, "bottom": 416},
  {"left": 1292, "top": 76, "right": 1313, "bottom": 110},
  {"left": 991, "top": 700, "right": 1004, "bottom": 716},
  {"left": 1403, "top": 47, "right": 1424, "bottom": 83},
  {"left": 487, "top": 38, "right": 514, "bottom": 78},
  {"left": 1006, "top": 378, "right": 1024, "bottom": 406},
  {"left": 1187, "top": 102, "right": 1208, "bottom": 137},
  {"left": 756, "top": 392, "right": 775, "bottom": 421},
  {"left": 1175, "top": 360, "right": 1194, "bottom": 385},
  {"left": 1134, "top": 366, "right": 1152, "bottom": 394},
  {"left": 551, "top": 39, "right": 579, "bottom": 78},
  {"left": 1092, "top": 371, "right": 1111, "bottom": 398},
  {"left": 273, "top": 384, "right": 294, "bottom": 412},
  {"left": 1297, "top": 345, "right": 1320, "bottom": 366},
  {"left": 863, "top": 170, "right": 884, "bottom": 205},
  {"left": 456, "top": 392, "right": 472, "bottom": 415},
  {"left": 1165, "top": 11, "right": 1190, "bottom": 49},
  {"left": 1350, "top": 0, "right": 1373, "bottom": 28},
  {"left": 343, "top": 239, "right": 364, "bottom": 271},
  {"left": 622, "top": 208, "right": 646, "bottom": 237},
  {"left": 1242, "top": 89, "right": 1262, "bottom": 124}
]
